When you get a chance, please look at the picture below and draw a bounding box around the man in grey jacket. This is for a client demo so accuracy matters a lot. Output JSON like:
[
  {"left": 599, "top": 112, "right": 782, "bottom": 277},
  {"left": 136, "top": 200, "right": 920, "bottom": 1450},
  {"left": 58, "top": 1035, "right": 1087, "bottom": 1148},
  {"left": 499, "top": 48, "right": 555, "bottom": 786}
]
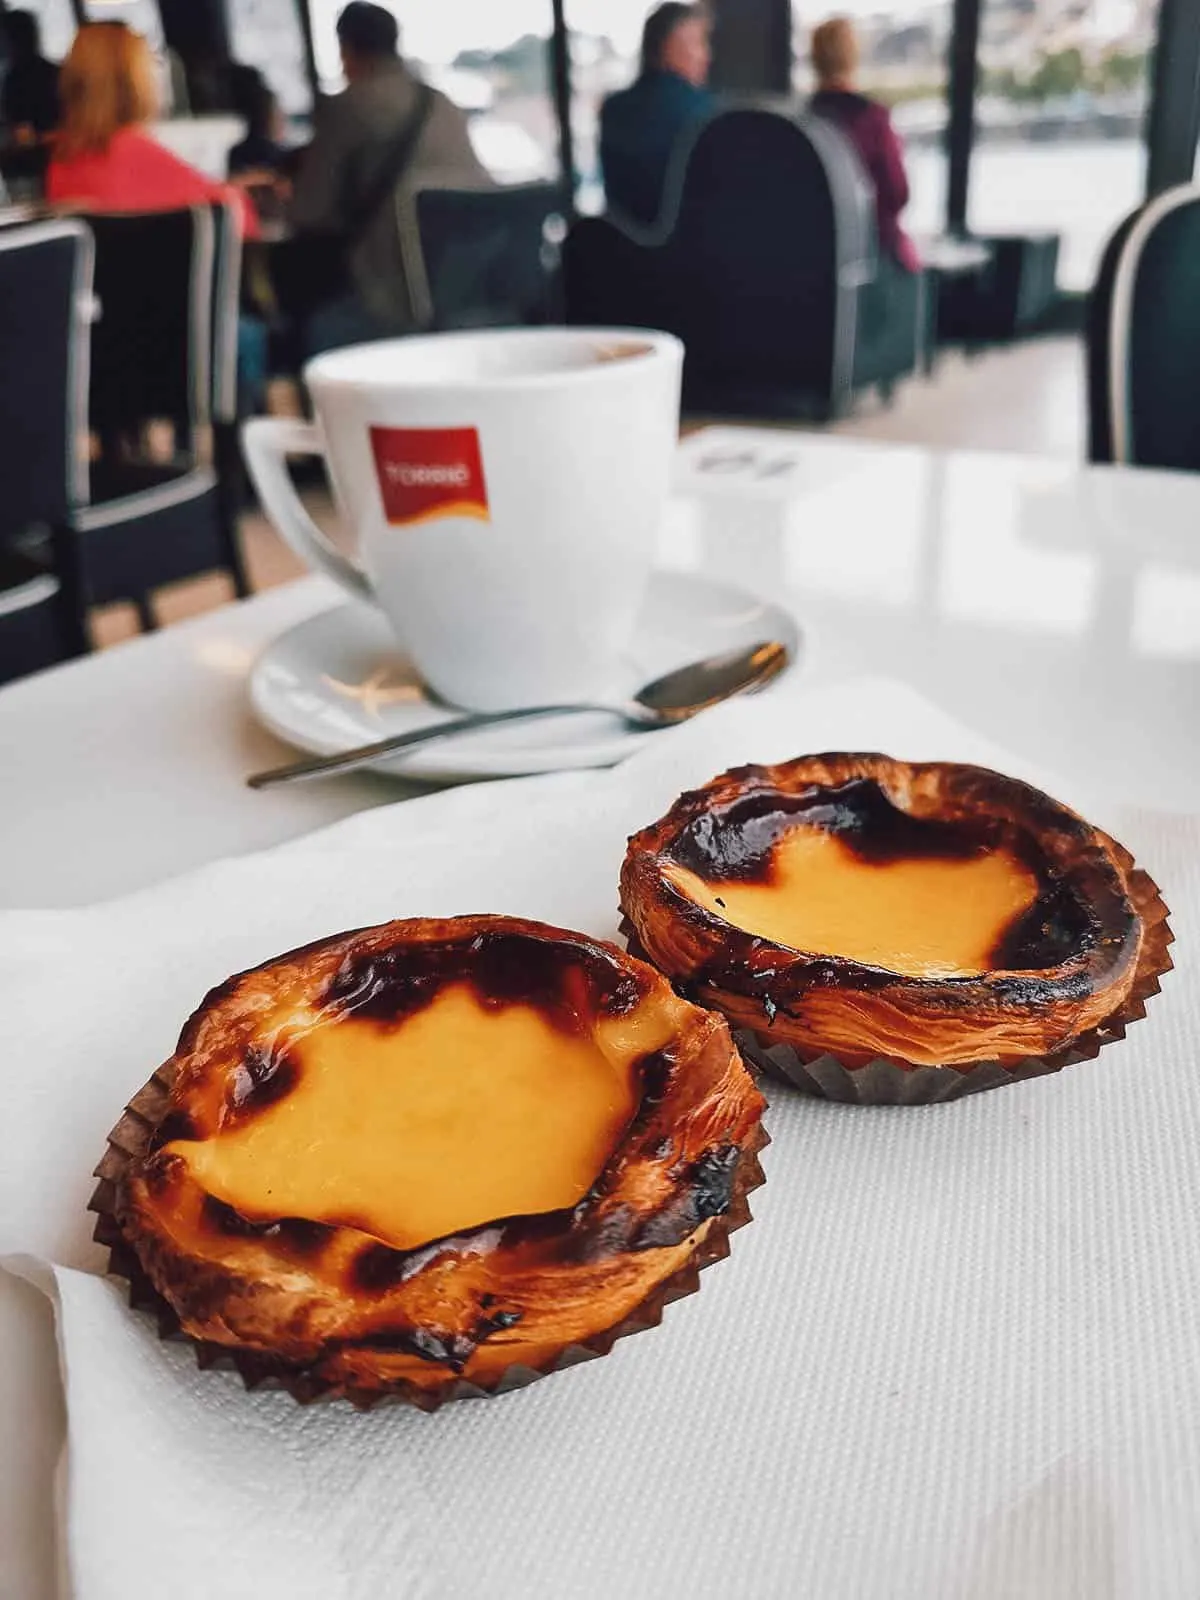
[{"left": 290, "top": 2, "right": 490, "bottom": 352}]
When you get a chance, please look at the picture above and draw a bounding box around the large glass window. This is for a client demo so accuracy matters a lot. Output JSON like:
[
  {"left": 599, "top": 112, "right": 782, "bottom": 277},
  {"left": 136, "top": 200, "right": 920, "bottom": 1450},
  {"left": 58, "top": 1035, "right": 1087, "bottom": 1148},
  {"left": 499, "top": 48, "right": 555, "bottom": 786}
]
[
  {"left": 306, "top": 0, "right": 557, "bottom": 184},
  {"left": 15, "top": 0, "right": 77, "bottom": 62},
  {"left": 970, "top": 0, "right": 1158, "bottom": 291},
  {"left": 563, "top": 0, "right": 657, "bottom": 212},
  {"left": 792, "top": 2, "right": 953, "bottom": 242},
  {"left": 225, "top": 0, "right": 312, "bottom": 117}
]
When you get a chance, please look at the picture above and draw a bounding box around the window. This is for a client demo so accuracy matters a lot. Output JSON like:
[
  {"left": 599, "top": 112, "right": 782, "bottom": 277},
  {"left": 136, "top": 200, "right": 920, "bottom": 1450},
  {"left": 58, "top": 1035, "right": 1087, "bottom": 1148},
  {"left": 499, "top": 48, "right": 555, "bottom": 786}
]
[
  {"left": 793, "top": 2, "right": 953, "bottom": 241},
  {"left": 225, "top": 0, "right": 312, "bottom": 117},
  {"left": 305, "top": 0, "right": 557, "bottom": 184},
  {"left": 16, "top": 0, "right": 77, "bottom": 62},
  {"left": 970, "top": 0, "right": 1158, "bottom": 291},
  {"left": 563, "top": 0, "right": 657, "bottom": 212}
]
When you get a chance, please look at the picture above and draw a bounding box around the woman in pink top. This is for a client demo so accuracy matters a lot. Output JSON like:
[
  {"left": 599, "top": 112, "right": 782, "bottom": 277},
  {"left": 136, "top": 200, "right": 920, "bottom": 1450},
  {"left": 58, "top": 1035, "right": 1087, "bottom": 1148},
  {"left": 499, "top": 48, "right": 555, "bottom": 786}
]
[
  {"left": 47, "top": 21, "right": 258, "bottom": 237},
  {"left": 48, "top": 22, "right": 265, "bottom": 411},
  {"left": 809, "top": 17, "right": 920, "bottom": 273}
]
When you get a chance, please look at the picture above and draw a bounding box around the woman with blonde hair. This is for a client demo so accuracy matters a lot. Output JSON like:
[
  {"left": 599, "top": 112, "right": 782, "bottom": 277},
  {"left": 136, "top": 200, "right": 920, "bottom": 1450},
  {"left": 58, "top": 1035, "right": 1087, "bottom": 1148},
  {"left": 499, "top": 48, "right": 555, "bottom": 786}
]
[
  {"left": 809, "top": 16, "right": 919, "bottom": 272},
  {"left": 47, "top": 22, "right": 257, "bottom": 237}
]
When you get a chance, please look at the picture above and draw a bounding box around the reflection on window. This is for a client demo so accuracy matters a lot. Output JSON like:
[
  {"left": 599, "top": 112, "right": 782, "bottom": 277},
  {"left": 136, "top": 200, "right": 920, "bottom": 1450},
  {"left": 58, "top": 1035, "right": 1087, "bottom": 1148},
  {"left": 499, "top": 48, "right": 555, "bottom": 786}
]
[
  {"left": 306, "top": 0, "right": 556, "bottom": 184},
  {"left": 781, "top": 452, "right": 929, "bottom": 608},
  {"left": 225, "top": 0, "right": 312, "bottom": 117},
  {"left": 792, "top": 2, "right": 952, "bottom": 240},
  {"left": 673, "top": 434, "right": 929, "bottom": 607},
  {"left": 937, "top": 458, "right": 1095, "bottom": 633},
  {"left": 15, "top": 0, "right": 76, "bottom": 61},
  {"left": 970, "top": 0, "right": 1158, "bottom": 291}
]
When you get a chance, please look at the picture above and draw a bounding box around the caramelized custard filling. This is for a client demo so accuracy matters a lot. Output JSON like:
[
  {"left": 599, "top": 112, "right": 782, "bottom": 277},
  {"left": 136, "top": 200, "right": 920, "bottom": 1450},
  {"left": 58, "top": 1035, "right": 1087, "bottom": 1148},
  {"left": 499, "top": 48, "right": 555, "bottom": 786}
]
[
  {"left": 169, "top": 982, "right": 651, "bottom": 1253},
  {"left": 667, "top": 825, "right": 1039, "bottom": 978}
]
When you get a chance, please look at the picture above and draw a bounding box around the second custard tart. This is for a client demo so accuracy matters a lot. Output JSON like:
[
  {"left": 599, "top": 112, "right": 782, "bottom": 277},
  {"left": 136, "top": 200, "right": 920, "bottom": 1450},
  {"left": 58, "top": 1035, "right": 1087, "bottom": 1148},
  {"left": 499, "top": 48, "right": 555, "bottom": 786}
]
[{"left": 620, "top": 753, "right": 1162, "bottom": 1073}]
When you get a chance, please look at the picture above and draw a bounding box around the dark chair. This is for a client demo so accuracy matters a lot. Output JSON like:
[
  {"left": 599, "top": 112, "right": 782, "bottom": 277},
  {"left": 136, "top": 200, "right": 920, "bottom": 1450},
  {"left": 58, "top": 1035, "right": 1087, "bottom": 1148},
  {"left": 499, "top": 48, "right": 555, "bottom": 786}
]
[
  {"left": 0, "top": 547, "right": 74, "bottom": 685},
  {"left": 208, "top": 195, "right": 252, "bottom": 541},
  {"left": 0, "top": 219, "right": 92, "bottom": 684},
  {"left": 0, "top": 140, "right": 50, "bottom": 203},
  {"left": 412, "top": 182, "right": 567, "bottom": 330},
  {"left": 562, "top": 106, "right": 924, "bottom": 419},
  {"left": 1087, "top": 186, "right": 1200, "bottom": 471},
  {"left": 73, "top": 202, "right": 249, "bottom": 632}
]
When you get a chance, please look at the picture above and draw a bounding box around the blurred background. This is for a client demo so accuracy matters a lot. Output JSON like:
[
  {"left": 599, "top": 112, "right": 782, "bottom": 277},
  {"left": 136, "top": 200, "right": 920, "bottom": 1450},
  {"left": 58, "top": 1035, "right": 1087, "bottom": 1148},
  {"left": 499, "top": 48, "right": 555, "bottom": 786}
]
[{"left": 11, "top": 0, "right": 1177, "bottom": 297}]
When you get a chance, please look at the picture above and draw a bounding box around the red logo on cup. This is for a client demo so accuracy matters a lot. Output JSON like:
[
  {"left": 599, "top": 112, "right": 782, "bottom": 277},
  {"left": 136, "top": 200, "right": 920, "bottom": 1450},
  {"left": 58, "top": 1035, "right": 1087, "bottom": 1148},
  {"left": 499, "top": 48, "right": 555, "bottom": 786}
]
[{"left": 369, "top": 426, "right": 489, "bottom": 527}]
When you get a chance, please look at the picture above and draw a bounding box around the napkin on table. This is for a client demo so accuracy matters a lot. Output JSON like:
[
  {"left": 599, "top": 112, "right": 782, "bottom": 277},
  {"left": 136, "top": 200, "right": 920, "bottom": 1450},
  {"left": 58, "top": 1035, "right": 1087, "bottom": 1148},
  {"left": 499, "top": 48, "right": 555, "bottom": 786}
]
[{"left": 1, "top": 677, "right": 1197, "bottom": 1600}]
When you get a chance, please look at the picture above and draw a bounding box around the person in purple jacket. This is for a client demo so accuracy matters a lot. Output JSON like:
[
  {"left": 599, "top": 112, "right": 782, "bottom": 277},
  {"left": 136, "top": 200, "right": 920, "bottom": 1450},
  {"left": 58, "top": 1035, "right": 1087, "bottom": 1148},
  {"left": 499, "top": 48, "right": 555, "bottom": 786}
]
[{"left": 809, "top": 17, "right": 921, "bottom": 273}]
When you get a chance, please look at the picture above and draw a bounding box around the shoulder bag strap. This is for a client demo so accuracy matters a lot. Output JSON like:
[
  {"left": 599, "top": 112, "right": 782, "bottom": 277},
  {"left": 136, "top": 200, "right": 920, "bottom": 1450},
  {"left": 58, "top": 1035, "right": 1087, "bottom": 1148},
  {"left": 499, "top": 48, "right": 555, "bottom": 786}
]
[{"left": 342, "top": 80, "right": 436, "bottom": 249}]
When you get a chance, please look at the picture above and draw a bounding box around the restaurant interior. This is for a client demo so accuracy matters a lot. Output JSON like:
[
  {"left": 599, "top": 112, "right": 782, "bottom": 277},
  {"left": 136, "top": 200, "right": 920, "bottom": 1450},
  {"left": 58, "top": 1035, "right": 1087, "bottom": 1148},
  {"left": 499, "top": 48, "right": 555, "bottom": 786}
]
[
  {"left": 1, "top": 0, "right": 1198, "bottom": 659},
  {"left": 2, "top": 2, "right": 1200, "bottom": 1598}
]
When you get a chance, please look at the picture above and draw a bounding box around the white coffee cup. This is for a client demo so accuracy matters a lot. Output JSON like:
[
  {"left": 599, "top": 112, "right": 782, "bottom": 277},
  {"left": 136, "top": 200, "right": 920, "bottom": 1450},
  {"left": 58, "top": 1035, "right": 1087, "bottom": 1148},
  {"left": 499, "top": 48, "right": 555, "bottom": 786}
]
[{"left": 242, "top": 327, "right": 683, "bottom": 711}]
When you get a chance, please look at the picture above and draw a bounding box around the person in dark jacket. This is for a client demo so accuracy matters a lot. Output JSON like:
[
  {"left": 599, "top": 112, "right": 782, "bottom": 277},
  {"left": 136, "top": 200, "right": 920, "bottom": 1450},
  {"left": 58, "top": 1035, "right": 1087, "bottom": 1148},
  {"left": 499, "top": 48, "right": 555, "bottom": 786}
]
[
  {"left": 1, "top": 10, "right": 60, "bottom": 141},
  {"left": 599, "top": 2, "right": 713, "bottom": 227},
  {"left": 809, "top": 17, "right": 920, "bottom": 272},
  {"left": 228, "top": 65, "right": 289, "bottom": 181}
]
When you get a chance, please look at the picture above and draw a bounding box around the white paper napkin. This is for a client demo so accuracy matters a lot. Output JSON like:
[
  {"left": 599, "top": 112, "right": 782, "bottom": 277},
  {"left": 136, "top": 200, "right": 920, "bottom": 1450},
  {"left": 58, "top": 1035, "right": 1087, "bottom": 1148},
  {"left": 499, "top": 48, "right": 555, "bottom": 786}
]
[{"left": 1, "top": 677, "right": 1195, "bottom": 1600}]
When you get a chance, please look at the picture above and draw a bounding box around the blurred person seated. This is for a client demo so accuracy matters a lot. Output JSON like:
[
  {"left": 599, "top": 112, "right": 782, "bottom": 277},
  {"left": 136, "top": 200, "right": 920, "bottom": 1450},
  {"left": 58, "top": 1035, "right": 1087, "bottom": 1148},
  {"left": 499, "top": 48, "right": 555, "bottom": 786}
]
[
  {"left": 808, "top": 17, "right": 919, "bottom": 273},
  {"left": 228, "top": 64, "right": 291, "bottom": 230},
  {"left": 1, "top": 9, "right": 60, "bottom": 143},
  {"left": 599, "top": 3, "right": 714, "bottom": 228},
  {"left": 228, "top": 65, "right": 288, "bottom": 180},
  {"left": 287, "top": 1, "right": 490, "bottom": 355},
  {"left": 187, "top": 53, "right": 238, "bottom": 116},
  {"left": 48, "top": 24, "right": 259, "bottom": 232},
  {"left": 47, "top": 23, "right": 268, "bottom": 416}
]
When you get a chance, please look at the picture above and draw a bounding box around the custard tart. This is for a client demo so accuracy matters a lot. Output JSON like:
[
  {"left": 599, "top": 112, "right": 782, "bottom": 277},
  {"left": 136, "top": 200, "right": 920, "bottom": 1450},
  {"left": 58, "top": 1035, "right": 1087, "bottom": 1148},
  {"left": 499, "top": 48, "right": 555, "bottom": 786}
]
[
  {"left": 621, "top": 754, "right": 1171, "bottom": 1102},
  {"left": 92, "top": 916, "right": 767, "bottom": 1408}
]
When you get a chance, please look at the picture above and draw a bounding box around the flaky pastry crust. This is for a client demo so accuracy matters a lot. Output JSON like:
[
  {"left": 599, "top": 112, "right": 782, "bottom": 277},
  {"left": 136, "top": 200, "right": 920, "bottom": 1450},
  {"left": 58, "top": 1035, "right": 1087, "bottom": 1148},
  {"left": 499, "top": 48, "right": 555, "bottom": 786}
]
[
  {"left": 621, "top": 754, "right": 1149, "bottom": 1069},
  {"left": 94, "top": 915, "right": 766, "bottom": 1408}
]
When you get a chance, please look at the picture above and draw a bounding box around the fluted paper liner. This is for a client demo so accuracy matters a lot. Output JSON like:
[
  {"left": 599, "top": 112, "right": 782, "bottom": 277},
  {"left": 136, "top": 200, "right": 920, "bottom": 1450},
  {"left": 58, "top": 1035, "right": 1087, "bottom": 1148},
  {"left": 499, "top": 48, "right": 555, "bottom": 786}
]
[
  {"left": 89, "top": 1080, "right": 768, "bottom": 1413},
  {"left": 626, "top": 858, "right": 1173, "bottom": 1107}
]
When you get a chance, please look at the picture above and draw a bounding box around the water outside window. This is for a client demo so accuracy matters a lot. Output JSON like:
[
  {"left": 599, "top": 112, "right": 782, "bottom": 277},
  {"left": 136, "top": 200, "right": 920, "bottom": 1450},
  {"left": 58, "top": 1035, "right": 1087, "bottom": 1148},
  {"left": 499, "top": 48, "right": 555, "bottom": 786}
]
[{"left": 969, "top": 0, "right": 1158, "bottom": 291}]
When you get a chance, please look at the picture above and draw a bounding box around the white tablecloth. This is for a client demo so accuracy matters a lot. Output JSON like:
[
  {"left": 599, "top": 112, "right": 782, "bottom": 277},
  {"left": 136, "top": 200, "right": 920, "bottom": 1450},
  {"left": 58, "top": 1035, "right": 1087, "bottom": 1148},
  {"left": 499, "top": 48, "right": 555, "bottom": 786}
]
[
  {"left": 3, "top": 429, "right": 1200, "bottom": 1597},
  {"left": 1, "top": 678, "right": 1193, "bottom": 1599}
]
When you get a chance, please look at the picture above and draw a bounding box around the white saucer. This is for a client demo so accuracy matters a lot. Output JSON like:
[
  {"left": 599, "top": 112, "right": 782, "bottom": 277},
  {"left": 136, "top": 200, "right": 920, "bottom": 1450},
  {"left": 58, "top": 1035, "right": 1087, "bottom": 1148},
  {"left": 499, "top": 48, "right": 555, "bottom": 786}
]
[{"left": 249, "top": 571, "right": 800, "bottom": 783}]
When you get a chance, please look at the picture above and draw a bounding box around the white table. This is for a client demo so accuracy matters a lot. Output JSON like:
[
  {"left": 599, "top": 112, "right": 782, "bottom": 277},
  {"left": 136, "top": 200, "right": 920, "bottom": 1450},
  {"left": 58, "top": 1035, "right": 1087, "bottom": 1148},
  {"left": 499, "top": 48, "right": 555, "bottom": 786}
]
[
  {"left": 915, "top": 234, "right": 994, "bottom": 276},
  {"left": 2, "top": 430, "right": 1199, "bottom": 1597},
  {"left": 149, "top": 117, "right": 247, "bottom": 182}
]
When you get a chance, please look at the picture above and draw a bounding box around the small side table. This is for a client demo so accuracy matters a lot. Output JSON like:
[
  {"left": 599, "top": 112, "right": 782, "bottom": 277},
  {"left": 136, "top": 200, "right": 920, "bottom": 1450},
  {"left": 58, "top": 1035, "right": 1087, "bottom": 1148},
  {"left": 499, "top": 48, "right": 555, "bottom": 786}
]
[{"left": 914, "top": 234, "right": 994, "bottom": 374}]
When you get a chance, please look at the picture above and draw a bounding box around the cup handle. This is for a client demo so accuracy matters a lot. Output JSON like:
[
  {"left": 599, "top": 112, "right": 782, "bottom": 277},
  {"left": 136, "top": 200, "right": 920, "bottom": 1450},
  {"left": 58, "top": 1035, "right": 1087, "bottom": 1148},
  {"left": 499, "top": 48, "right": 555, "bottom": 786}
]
[{"left": 241, "top": 417, "right": 373, "bottom": 603}]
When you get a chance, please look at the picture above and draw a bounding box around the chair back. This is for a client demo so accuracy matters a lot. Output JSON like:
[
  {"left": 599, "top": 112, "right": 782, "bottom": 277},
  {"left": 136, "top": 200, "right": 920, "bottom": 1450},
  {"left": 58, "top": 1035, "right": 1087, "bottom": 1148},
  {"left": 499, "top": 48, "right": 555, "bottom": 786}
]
[
  {"left": 209, "top": 198, "right": 243, "bottom": 426},
  {"left": 1089, "top": 185, "right": 1200, "bottom": 471},
  {"left": 566, "top": 107, "right": 877, "bottom": 409},
  {"left": 413, "top": 183, "right": 567, "bottom": 330},
  {"left": 82, "top": 206, "right": 214, "bottom": 445},
  {"left": 0, "top": 218, "right": 92, "bottom": 540}
]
